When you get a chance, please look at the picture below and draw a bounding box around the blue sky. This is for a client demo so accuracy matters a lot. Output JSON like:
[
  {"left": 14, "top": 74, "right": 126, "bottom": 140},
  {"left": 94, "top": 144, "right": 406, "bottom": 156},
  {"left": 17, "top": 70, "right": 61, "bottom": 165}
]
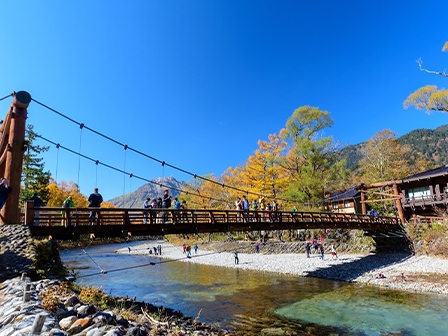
[{"left": 1, "top": 1, "right": 447, "bottom": 201}]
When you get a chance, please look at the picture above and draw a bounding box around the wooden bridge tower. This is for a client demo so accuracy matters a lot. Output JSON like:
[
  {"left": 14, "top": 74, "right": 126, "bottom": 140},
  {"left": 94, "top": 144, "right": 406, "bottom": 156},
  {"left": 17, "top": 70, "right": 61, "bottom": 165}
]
[{"left": 0, "top": 91, "right": 31, "bottom": 224}]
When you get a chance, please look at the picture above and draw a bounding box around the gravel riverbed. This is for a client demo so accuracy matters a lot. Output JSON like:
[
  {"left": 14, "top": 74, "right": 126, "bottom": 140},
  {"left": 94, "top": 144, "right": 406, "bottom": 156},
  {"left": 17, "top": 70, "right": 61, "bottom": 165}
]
[{"left": 118, "top": 241, "right": 448, "bottom": 296}]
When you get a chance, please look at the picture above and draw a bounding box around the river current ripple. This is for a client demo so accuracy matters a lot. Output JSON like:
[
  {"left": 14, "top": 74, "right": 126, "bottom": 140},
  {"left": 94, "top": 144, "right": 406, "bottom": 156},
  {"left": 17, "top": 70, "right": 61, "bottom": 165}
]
[{"left": 60, "top": 242, "right": 448, "bottom": 335}]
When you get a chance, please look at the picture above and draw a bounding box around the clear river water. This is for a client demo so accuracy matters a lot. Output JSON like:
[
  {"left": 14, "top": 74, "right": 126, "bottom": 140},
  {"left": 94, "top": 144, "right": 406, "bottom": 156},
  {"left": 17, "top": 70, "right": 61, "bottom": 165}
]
[{"left": 60, "top": 241, "right": 448, "bottom": 335}]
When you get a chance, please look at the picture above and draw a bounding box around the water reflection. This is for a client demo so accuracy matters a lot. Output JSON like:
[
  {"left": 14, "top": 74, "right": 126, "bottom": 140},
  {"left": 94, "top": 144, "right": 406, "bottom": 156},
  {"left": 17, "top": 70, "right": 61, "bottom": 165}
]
[{"left": 61, "top": 242, "right": 448, "bottom": 336}]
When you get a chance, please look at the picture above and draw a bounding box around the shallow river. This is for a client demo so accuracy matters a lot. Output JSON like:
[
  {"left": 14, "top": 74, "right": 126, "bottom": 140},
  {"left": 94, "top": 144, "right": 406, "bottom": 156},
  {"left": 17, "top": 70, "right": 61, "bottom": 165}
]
[{"left": 60, "top": 242, "right": 448, "bottom": 335}]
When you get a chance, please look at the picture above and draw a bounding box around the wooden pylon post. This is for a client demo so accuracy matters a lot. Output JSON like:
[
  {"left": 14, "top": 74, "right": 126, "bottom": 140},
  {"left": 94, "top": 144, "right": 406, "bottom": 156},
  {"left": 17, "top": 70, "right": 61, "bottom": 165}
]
[
  {"left": 1, "top": 91, "right": 31, "bottom": 224},
  {"left": 393, "top": 184, "right": 405, "bottom": 223},
  {"left": 361, "top": 190, "right": 366, "bottom": 215}
]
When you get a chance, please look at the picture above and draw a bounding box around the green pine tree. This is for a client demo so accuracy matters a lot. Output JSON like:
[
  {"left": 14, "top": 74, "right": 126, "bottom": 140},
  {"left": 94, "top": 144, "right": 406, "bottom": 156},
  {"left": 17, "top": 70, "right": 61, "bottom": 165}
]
[{"left": 20, "top": 124, "right": 51, "bottom": 206}]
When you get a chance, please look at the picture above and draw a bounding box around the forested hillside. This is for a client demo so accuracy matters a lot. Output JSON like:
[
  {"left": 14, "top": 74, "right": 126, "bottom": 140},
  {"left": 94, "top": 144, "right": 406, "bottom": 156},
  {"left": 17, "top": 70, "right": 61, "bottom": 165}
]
[{"left": 341, "top": 124, "right": 448, "bottom": 171}]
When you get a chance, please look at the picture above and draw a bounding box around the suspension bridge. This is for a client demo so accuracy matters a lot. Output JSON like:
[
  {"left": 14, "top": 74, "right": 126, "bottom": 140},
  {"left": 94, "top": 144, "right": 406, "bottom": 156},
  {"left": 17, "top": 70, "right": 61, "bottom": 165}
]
[{"left": 1, "top": 91, "right": 404, "bottom": 242}]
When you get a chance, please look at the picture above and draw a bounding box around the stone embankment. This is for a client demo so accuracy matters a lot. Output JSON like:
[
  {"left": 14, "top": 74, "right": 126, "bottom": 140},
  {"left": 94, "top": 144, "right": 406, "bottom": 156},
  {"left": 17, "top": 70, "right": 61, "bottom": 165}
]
[
  {"left": 0, "top": 276, "right": 230, "bottom": 335},
  {"left": 0, "top": 226, "right": 230, "bottom": 336},
  {"left": 0, "top": 225, "right": 36, "bottom": 282}
]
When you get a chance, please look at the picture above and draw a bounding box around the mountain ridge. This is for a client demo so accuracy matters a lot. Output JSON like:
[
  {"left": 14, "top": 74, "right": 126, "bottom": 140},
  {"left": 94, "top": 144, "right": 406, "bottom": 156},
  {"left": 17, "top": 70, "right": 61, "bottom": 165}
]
[{"left": 108, "top": 176, "right": 182, "bottom": 208}]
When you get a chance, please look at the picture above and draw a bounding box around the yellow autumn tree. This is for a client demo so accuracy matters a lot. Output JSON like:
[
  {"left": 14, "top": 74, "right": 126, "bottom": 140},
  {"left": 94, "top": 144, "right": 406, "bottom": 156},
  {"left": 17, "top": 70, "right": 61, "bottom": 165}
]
[
  {"left": 46, "top": 180, "right": 116, "bottom": 208},
  {"left": 358, "top": 129, "right": 433, "bottom": 183},
  {"left": 221, "top": 166, "right": 246, "bottom": 202},
  {"left": 404, "top": 41, "right": 448, "bottom": 113},
  {"left": 239, "top": 133, "right": 289, "bottom": 199},
  {"left": 182, "top": 174, "right": 232, "bottom": 209},
  {"left": 47, "top": 180, "right": 89, "bottom": 207}
]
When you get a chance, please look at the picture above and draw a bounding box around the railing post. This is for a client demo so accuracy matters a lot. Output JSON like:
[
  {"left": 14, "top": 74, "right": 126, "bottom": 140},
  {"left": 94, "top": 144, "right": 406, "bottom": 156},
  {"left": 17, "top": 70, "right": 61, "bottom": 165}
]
[
  {"left": 124, "top": 210, "right": 131, "bottom": 226},
  {"left": 67, "top": 209, "right": 72, "bottom": 227},
  {"left": 25, "top": 200, "right": 34, "bottom": 226}
]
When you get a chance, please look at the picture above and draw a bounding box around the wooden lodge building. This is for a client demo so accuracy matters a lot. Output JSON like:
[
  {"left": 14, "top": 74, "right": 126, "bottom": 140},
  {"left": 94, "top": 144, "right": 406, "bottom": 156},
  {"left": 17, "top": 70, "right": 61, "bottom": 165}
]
[
  {"left": 400, "top": 165, "right": 448, "bottom": 218},
  {"left": 322, "top": 187, "right": 362, "bottom": 214},
  {"left": 322, "top": 165, "right": 448, "bottom": 222}
]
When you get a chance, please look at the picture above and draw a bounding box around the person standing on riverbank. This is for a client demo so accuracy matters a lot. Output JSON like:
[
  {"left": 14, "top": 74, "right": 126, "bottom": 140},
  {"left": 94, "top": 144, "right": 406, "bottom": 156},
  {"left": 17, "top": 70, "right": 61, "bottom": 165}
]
[
  {"left": 331, "top": 244, "right": 338, "bottom": 259},
  {"left": 234, "top": 251, "right": 239, "bottom": 265},
  {"left": 193, "top": 244, "right": 198, "bottom": 254},
  {"left": 255, "top": 241, "right": 260, "bottom": 253},
  {"left": 305, "top": 241, "right": 311, "bottom": 258},
  {"left": 186, "top": 245, "right": 192, "bottom": 258},
  {"left": 319, "top": 244, "right": 325, "bottom": 260}
]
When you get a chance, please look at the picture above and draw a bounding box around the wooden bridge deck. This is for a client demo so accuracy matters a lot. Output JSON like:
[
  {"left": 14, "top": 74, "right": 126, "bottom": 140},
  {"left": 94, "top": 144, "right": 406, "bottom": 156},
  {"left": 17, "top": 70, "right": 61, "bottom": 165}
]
[{"left": 26, "top": 207, "right": 402, "bottom": 240}]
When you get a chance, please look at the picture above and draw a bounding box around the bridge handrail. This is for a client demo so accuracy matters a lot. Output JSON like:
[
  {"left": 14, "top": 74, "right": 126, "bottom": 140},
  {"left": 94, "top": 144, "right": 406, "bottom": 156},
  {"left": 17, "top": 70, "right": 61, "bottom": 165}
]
[{"left": 25, "top": 203, "right": 401, "bottom": 227}]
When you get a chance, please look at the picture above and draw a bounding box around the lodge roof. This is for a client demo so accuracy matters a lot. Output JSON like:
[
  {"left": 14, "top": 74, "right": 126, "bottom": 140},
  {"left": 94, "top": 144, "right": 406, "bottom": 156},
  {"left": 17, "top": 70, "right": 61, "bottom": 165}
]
[
  {"left": 325, "top": 187, "right": 360, "bottom": 202},
  {"left": 402, "top": 165, "right": 448, "bottom": 183}
]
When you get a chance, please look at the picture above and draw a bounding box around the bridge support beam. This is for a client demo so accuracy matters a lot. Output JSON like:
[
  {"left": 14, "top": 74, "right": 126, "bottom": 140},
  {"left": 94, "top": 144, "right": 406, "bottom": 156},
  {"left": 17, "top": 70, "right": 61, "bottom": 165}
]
[{"left": 0, "top": 91, "right": 31, "bottom": 224}]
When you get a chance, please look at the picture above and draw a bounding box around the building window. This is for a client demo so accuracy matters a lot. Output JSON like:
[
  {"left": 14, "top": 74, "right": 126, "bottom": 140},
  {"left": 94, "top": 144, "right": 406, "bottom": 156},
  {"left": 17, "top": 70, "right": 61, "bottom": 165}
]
[
  {"left": 406, "top": 187, "right": 430, "bottom": 199},
  {"left": 344, "top": 200, "right": 351, "bottom": 208},
  {"left": 332, "top": 203, "right": 338, "bottom": 209}
]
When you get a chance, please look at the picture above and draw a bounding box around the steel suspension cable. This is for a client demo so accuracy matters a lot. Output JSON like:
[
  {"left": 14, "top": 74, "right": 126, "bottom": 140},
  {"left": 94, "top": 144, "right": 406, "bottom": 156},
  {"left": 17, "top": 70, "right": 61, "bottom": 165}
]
[
  {"left": 0, "top": 93, "right": 13, "bottom": 102},
  {"left": 30, "top": 97, "right": 276, "bottom": 200},
  {"left": 28, "top": 130, "right": 227, "bottom": 204}
]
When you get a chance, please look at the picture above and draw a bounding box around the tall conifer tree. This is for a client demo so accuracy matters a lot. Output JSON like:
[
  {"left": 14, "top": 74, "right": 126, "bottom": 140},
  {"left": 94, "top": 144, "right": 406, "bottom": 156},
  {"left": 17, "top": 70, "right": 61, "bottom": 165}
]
[{"left": 20, "top": 124, "right": 51, "bottom": 205}]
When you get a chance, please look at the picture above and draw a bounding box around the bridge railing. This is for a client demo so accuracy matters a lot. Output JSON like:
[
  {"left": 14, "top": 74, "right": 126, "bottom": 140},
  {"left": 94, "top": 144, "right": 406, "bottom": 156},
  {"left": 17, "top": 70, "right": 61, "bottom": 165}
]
[{"left": 24, "top": 203, "right": 401, "bottom": 228}]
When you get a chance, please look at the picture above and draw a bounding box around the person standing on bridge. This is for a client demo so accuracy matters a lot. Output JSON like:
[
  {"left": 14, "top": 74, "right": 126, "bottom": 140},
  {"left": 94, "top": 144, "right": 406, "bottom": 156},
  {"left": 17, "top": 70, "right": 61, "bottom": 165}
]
[
  {"left": 162, "top": 190, "right": 172, "bottom": 223},
  {"left": 142, "top": 197, "right": 151, "bottom": 224},
  {"left": 242, "top": 195, "right": 250, "bottom": 221},
  {"left": 61, "top": 196, "right": 74, "bottom": 227},
  {"left": 235, "top": 197, "right": 243, "bottom": 222},
  {"left": 88, "top": 188, "right": 103, "bottom": 225},
  {"left": 0, "top": 178, "right": 12, "bottom": 211},
  {"left": 272, "top": 200, "right": 278, "bottom": 222},
  {"left": 151, "top": 198, "right": 158, "bottom": 223},
  {"left": 173, "top": 197, "right": 181, "bottom": 223},
  {"left": 180, "top": 200, "right": 189, "bottom": 223},
  {"left": 29, "top": 192, "right": 43, "bottom": 226},
  {"left": 250, "top": 199, "right": 258, "bottom": 222}
]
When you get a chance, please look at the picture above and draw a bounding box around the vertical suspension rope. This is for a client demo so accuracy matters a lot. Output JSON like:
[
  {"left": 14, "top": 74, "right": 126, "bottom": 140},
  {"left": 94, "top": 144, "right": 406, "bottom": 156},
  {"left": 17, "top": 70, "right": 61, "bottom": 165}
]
[
  {"left": 55, "top": 144, "right": 60, "bottom": 182},
  {"left": 95, "top": 160, "right": 99, "bottom": 187},
  {"left": 78, "top": 124, "right": 84, "bottom": 188},
  {"left": 123, "top": 145, "right": 128, "bottom": 197}
]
